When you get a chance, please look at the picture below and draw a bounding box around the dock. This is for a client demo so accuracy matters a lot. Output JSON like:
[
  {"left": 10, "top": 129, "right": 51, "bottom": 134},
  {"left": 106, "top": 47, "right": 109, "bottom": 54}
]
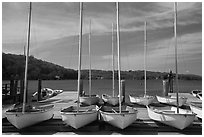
[{"left": 2, "top": 91, "right": 202, "bottom": 135}]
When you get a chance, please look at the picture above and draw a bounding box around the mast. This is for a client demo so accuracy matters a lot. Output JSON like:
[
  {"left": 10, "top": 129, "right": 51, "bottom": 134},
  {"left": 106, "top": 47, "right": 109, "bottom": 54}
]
[
  {"left": 88, "top": 19, "right": 92, "bottom": 97},
  {"left": 144, "top": 21, "right": 147, "bottom": 97},
  {"left": 174, "top": 2, "right": 179, "bottom": 113},
  {"left": 112, "top": 23, "right": 115, "bottom": 97},
  {"left": 77, "top": 2, "right": 83, "bottom": 112},
  {"left": 116, "top": 2, "right": 121, "bottom": 113},
  {"left": 22, "top": 2, "right": 32, "bottom": 113}
]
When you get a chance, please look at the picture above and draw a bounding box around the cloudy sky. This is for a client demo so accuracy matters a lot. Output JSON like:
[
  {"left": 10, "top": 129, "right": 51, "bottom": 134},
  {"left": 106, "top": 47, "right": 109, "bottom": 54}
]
[{"left": 2, "top": 2, "right": 202, "bottom": 76}]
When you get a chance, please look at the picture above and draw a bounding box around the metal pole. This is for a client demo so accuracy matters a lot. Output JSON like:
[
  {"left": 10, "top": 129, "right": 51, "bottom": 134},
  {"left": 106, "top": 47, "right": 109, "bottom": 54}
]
[
  {"left": 112, "top": 23, "right": 115, "bottom": 97},
  {"left": 22, "top": 2, "right": 32, "bottom": 113},
  {"left": 88, "top": 19, "right": 92, "bottom": 97},
  {"left": 174, "top": 2, "right": 179, "bottom": 113},
  {"left": 144, "top": 21, "right": 147, "bottom": 97},
  {"left": 77, "top": 2, "right": 83, "bottom": 112},
  {"left": 116, "top": 2, "right": 121, "bottom": 113}
]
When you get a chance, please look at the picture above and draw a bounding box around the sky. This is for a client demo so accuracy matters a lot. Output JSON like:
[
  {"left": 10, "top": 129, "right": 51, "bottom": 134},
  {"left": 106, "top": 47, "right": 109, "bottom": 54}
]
[{"left": 2, "top": 2, "right": 202, "bottom": 76}]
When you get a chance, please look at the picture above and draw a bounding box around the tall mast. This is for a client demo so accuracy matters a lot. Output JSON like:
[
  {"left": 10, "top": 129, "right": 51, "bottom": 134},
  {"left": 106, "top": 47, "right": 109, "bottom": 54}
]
[
  {"left": 22, "top": 2, "right": 32, "bottom": 113},
  {"left": 144, "top": 21, "right": 147, "bottom": 97},
  {"left": 88, "top": 19, "right": 92, "bottom": 97},
  {"left": 112, "top": 23, "right": 115, "bottom": 97},
  {"left": 116, "top": 2, "right": 121, "bottom": 113},
  {"left": 77, "top": 2, "right": 83, "bottom": 112},
  {"left": 174, "top": 2, "right": 179, "bottom": 113}
]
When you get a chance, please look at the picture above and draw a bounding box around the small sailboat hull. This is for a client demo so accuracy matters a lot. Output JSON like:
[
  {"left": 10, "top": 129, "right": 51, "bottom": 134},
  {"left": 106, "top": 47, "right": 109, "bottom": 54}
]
[
  {"left": 129, "top": 95, "right": 154, "bottom": 106},
  {"left": 147, "top": 106, "right": 196, "bottom": 130},
  {"left": 156, "top": 95, "right": 187, "bottom": 107},
  {"left": 79, "top": 95, "right": 99, "bottom": 105},
  {"left": 2, "top": 104, "right": 15, "bottom": 119},
  {"left": 190, "top": 102, "right": 202, "bottom": 119},
  {"left": 102, "top": 94, "right": 123, "bottom": 106},
  {"left": 5, "top": 104, "right": 55, "bottom": 129},
  {"left": 196, "top": 93, "right": 202, "bottom": 100},
  {"left": 32, "top": 88, "right": 62, "bottom": 102},
  {"left": 60, "top": 105, "right": 98, "bottom": 129},
  {"left": 191, "top": 90, "right": 202, "bottom": 97},
  {"left": 99, "top": 106, "right": 137, "bottom": 129}
]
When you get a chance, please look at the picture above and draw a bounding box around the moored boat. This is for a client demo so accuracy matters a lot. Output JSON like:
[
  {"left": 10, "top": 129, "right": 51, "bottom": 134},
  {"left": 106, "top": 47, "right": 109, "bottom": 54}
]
[
  {"left": 147, "top": 2, "right": 196, "bottom": 130},
  {"left": 196, "top": 93, "right": 202, "bottom": 100},
  {"left": 99, "top": 105, "right": 137, "bottom": 129},
  {"left": 189, "top": 102, "right": 202, "bottom": 119},
  {"left": 146, "top": 106, "right": 196, "bottom": 130},
  {"left": 32, "top": 88, "right": 63, "bottom": 102},
  {"left": 2, "top": 104, "right": 15, "bottom": 119},
  {"left": 61, "top": 105, "right": 98, "bottom": 129},
  {"left": 191, "top": 90, "right": 202, "bottom": 97},
  {"left": 102, "top": 94, "right": 123, "bottom": 106},
  {"left": 60, "top": 2, "right": 98, "bottom": 129},
  {"left": 99, "top": 2, "right": 138, "bottom": 130},
  {"left": 129, "top": 95, "right": 154, "bottom": 106},
  {"left": 156, "top": 95, "right": 187, "bottom": 107},
  {"left": 6, "top": 104, "right": 54, "bottom": 129},
  {"left": 5, "top": 3, "right": 55, "bottom": 129},
  {"left": 79, "top": 95, "right": 99, "bottom": 105},
  {"left": 79, "top": 20, "right": 99, "bottom": 105},
  {"left": 129, "top": 21, "right": 154, "bottom": 106}
]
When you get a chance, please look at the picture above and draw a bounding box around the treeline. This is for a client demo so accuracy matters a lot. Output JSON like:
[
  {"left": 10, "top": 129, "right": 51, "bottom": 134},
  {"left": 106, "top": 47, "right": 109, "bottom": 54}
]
[
  {"left": 2, "top": 53, "right": 202, "bottom": 80},
  {"left": 81, "top": 70, "right": 202, "bottom": 80},
  {"left": 2, "top": 53, "right": 77, "bottom": 80}
]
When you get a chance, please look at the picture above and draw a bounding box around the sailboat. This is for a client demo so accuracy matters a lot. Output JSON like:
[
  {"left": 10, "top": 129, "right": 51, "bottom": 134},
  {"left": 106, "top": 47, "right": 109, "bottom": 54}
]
[
  {"left": 147, "top": 2, "right": 196, "bottom": 130},
  {"left": 191, "top": 89, "right": 202, "bottom": 97},
  {"left": 5, "top": 2, "right": 55, "bottom": 129},
  {"left": 99, "top": 2, "right": 137, "bottom": 129},
  {"left": 60, "top": 2, "right": 98, "bottom": 129},
  {"left": 189, "top": 102, "right": 202, "bottom": 119},
  {"left": 79, "top": 19, "right": 99, "bottom": 105},
  {"left": 196, "top": 93, "right": 202, "bottom": 100},
  {"left": 129, "top": 21, "right": 154, "bottom": 106},
  {"left": 101, "top": 23, "right": 122, "bottom": 106}
]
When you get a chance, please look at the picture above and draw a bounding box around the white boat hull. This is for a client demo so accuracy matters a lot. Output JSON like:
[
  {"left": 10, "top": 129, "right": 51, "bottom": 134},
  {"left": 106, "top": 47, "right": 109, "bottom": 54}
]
[
  {"left": 2, "top": 104, "right": 15, "bottom": 119},
  {"left": 5, "top": 104, "right": 55, "bottom": 129},
  {"left": 191, "top": 90, "right": 202, "bottom": 97},
  {"left": 32, "top": 88, "right": 59, "bottom": 101},
  {"left": 99, "top": 106, "right": 137, "bottom": 129},
  {"left": 190, "top": 102, "right": 202, "bottom": 119},
  {"left": 129, "top": 95, "right": 154, "bottom": 106},
  {"left": 156, "top": 95, "right": 187, "bottom": 107},
  {"left": 196, "top": 93, "right": 202, "bottom": 100},
  {"left": 102, "top": 94, "right": 123, "bottom": 106},
  {"left": 147, "top": 106, "right": 196, "bottom": 130},
  {"left": 79, "top": 95, "right": 99, "bottom": 105},
  {"left": 61, "top": 105, "right": 98, "bottom": 129}
]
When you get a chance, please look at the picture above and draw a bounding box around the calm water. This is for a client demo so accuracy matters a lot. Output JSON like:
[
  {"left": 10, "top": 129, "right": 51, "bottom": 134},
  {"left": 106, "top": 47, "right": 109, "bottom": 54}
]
[{"left": 3, "top": 79, "right": 202, "bottom": 102}]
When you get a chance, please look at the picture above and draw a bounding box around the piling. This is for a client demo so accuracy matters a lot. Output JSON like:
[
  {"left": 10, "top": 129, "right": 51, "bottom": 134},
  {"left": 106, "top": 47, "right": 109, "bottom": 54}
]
[
  {"left": 79, "top": 80, "right": 84, "bottom": 96},
  {"left": 9, "top": 79, "right": 14, "bottom": 96},
  {"left": 169, "top": 79, "right": 173, "bottom": 93},
  {"left": 13, "top": 80, "right": 18, "bottom": 103},
  {"left": 121, "top": 80, "right": 125, "bottom": 103},
  {"left": 162, "top": 80, "right": 169, "bottom": 96},
  {"left": 38, "top": 79, "right": 42, "bottom": 101},
  {"left": 168, "top": 70, "right": 173, "bottom": 93},
  {"left": 9, "top": 78, "right": 16, "bottom": 103},
  {"left": 20, "top": 79, "right": 24, "bottom": 103}
]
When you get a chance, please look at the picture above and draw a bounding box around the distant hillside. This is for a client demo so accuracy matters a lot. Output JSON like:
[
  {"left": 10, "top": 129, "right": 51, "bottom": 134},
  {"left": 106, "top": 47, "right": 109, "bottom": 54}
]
[
  {"left": 2, "top": 53, "right": 202, "bottom": 80},
  {"left": 81, "top": 69, "right": 202, "bottom": 80},
  {"left": 2, "top": 53, "right": 77, "bottom": 80}
]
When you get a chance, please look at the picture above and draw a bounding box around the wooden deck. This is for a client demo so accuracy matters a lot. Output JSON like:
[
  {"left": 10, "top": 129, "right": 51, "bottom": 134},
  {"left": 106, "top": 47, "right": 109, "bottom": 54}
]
[{"left": 2, "top": 92, "right": 202, "bottom": 135}]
